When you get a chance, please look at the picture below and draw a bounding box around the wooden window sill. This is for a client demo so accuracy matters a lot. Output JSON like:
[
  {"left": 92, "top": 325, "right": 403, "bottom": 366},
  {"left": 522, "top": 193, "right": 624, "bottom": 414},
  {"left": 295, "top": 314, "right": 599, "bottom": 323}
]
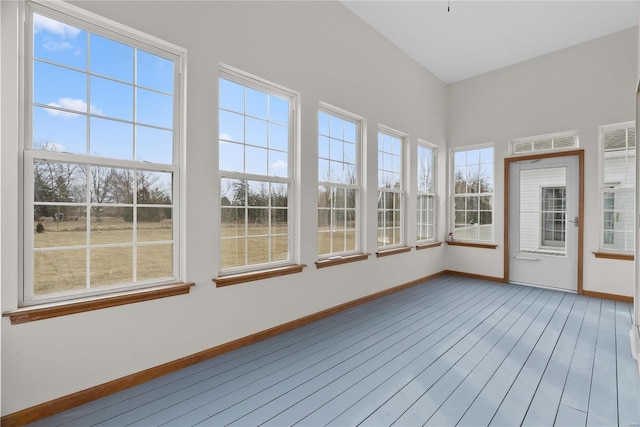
[
  {"left": 416, "top": 241, "right": 443, "bottom": 250},
  {"left": 593, "top": 251, "right": 634, "bottom": 261},
  {"left": 3, "top": 282, "right": 195, "bottom": 325},
  {"left": 214, "top": 264, "right": 306, "bottom": 287},
  {"left": 446, "top": 241, "right": 498, "bottom": 249},
  {"left": 316, "top": 253, "right": 370, "bottom": 269},
  {"left": 376, "top": 246, "right": 412, "bottom": 258}
]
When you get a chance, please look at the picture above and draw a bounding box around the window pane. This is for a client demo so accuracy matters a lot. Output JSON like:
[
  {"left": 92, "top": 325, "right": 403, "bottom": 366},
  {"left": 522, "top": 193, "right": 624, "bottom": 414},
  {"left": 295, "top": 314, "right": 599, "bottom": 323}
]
[
  {"left": 246, "top": 117, "right": 268, "bottom": 147},
  {"left": 91, "top": 246, "right": 133, "bottom": 287},
  {"left": 219, "top": 110, "right": 244, "bottom": 143},
  {"left": 247, "top": 237, "right": 269, "bottom": 265},
  {"left": 220, "top": 141, "right": 244, "bottom": 173},
  {"left": 33, "top": 14, "right": 87, "bottom": 70},
  {"left": 245, "top": 146, "right": 268, "bottom": 175},
  {"left": 269, "top": 95, "right": 289, "bottom": 125},
  {"left": 136, "top": 125, "right": 173, "bottom": 164},
  {"left": 137, "top": 208, "right": 172, "bottom": 242},
  {"left": 137, "top": 244, "right": 173, "bottom": 281},
  {"left": 268, "top": 123, "right": 288, "bottom": 152},
  {"left": 221, "top": 179, "right": 245, "bottom": 206},
  {"left": 90, "top": 167, "right": 128, "bottom": 204},
  {"left": 34, "top": 206, "right": 87, "bottom": 248},
  {"left": 136, "top": 88, "right": 173, "bottom": 129},
  {"left": 137, "top": 171, "right": 172, "bottom": 204},
  {"left": 34, "top": 61, "right": 87, "bottom": 111},
  {"left": 246, "top": 87, "right": 268, "bottom": 120},
  {"left": 34, "top": 249, "right": 87, "bottom": 295},
  {"left": 90, "top": 208, "right": 133, "bottom": 245},
  {"left": 221, "top": 237, "right": 246, "bottom": 269},
  {"left": 247, "top": 181, "right": 269, "bottom": 207},
  {"left": 219, "top": 78, "right": 244, "bottom": 113},
  {"left": 452, "top": 146, "right": 493, "bottom": 241},
  {"left": 318, "top": 111, "right": 329, "bottom": 137},
  {"left": 137, "top": 50, "right": 174, "bottom": 93},
  {"left": 33, "top": 106, "right": 87, "bottom": 155},
  {"left": 90, "top": 117, "right": 133, "bottom": 160},
  {"left": 269, "top": 150, "right": 288, "bottom": 177},
  {"left": 90, "top": 33, "right": 133, "bottom": 82},
  {"left": 34, "top": 161, "right": 86, "bottom": 203},
  {"left": 91, "top": 76, "right": 133, "bottom": 121},
  {"left": 330, "top": 138, "right": 343, "bottom": 162}
]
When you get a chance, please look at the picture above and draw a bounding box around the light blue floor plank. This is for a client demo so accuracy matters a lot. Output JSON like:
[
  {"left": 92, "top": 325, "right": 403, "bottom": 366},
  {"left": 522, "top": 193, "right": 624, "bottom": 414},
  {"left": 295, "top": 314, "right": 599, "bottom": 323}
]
[
  {"left": 333, "top": 286, "right": 544, "bottom": 427},
  {"left": 586, "top": 299, "right": 618, "bottom": 426},
  {"left": 521, "top": 295, "right": 588, "bottom": 426},
  {"left": 308, "top": 284, "right": 532, "bottom": 427},
  {"left": 36, "top": 277, "right": 455, "bottom": 426},
  {"left": 455, "top": 289, "right": 566, "bottom": 427},
  {"left": 74, "top": 278, "right": 462, "bottom": 426},
  {"left": 322, "top": 285, "right": 536, "bottom": 427},
  {"left": 424, "top": 287, "right": 553, "bottom": 427},
  {"left": 386, "top": 285, "right": 537, "bottom": 426},
  {"left": 615, "top": 301, "right": 640, "bottom": 427},
  {"left": 132, "top": 278, "right": 478, "bottom": 426},
  {"left": 24, "top": 276, "right": 640, "bottom": 427},
  {"left": 554, "top": 297, "right": 601, "bottom": 426},
  {"left": 204, "top": 280, "right": 506, "bottom": 426},
  {"left": 488, "top": 292, "right": 576, "bottom": 426}
]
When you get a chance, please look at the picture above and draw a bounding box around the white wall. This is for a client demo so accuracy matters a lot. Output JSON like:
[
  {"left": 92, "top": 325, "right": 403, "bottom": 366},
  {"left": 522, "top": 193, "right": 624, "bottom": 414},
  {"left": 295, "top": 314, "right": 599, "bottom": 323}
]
[
  {"left": 447, "top": 28, "right": 638, "bottom": 296},
  {"left": 0, "top": 0, "right": 448, "bottom": 415}
]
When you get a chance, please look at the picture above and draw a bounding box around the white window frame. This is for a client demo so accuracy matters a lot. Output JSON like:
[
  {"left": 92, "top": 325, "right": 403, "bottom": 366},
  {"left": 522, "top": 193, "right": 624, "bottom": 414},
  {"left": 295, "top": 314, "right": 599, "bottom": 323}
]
[
  {"left": 450, "top": 143, "right": 495, "bottom": 243},
  {"left": 509, "top": 130, "right": 579, "bottom": 156},
  {"left": 22, "top": 0, "right": 186, "bottom": 305},
  {"left": 218, "top": 65, "right": 298, "bottom": 274},
  {"left": 598, "top": 121, "right": 635, "bottom": 254},
  {"left": 417, "top": 140, "right": 437, "bottom": 243},
  {"left": 377, "top": 126, "right": 407, "bottom": 250},
  {"left": 317, "top": 102, "right": 364, "bottom": 259}
]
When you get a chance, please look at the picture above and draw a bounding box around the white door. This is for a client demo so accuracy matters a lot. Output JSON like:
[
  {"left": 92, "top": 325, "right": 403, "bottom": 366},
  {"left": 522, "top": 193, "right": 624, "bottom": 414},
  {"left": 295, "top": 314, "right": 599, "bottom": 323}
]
[{"left": 509, "top": 156, "right": 579, "bottom": 291}]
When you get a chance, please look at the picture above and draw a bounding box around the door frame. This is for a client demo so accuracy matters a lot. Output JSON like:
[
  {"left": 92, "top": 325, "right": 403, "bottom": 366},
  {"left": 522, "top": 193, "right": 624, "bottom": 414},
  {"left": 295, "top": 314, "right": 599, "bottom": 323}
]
[{"left": 504, "top": 149, "right": 585, "bottom": 293}]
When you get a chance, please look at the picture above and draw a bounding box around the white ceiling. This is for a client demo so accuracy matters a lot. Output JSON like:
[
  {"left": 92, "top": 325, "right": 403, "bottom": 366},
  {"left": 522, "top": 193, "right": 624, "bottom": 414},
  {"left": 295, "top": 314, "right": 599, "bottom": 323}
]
[{"left": 341, "top": 1, "right": 639, "bottom": 84}]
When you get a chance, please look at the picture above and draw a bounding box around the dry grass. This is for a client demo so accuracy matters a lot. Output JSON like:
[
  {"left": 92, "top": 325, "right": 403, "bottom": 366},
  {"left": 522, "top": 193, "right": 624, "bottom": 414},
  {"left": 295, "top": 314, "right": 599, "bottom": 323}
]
[
  {"left": 33, "top": 221, "right": 359, "bottom": 295},
  {"left": 220, "top": 224, "right": 289, "bottom": 269},
  {"left": 33, "top": 218, "right": 172, "bottom": 295}
]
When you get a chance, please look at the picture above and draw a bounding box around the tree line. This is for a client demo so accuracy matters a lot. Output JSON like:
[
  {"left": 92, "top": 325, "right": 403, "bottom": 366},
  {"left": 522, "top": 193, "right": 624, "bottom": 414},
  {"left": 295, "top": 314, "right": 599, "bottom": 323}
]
[{"left": 34, "top": 144, "right": 171, "bottom": 223}]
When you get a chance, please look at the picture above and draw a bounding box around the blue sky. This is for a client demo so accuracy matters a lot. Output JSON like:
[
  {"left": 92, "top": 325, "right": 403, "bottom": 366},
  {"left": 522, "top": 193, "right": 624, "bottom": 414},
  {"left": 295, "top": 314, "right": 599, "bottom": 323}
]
[
  {"left": 218, "top": 77, "right": 290, "bottom": 180},
  {"left": 33, "top": 13, "right": 174, "bottom": 166}
]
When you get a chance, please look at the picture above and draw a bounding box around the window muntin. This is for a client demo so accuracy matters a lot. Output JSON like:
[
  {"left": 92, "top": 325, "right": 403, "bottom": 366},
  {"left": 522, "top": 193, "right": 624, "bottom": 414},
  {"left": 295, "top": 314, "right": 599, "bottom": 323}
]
[
  {"left": 218, "top": 72, "right": 295, "bottom": 273},
  {"left": 26, "top": 6, "right": 181, "bottom": 303},
  {"left": 600, "top": 122, "right": 635, "bottom": 253},
  {"left": 452, "top": 146, "right": 494, "bottom": 242},
  {"left": 377, "top": 130, "right": 405, "bottom": 249},
  {"left": 417, "top": 141, "right": 436, "bottom": 242},
  {"left": 317, "top": 108, "right": 361, "bottom": 258}
]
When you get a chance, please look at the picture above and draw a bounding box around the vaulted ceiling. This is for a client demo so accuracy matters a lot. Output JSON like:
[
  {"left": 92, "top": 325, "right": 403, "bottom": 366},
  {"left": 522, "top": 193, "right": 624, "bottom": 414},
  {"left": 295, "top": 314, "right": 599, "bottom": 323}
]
[{"left": 342, "top": 1, "right": 639, "bottom": 84}]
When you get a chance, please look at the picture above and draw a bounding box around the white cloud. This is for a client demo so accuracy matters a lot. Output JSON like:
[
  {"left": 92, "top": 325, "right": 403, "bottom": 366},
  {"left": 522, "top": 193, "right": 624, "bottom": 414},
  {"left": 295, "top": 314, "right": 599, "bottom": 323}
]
[
  {"left": 271, "top": 159, "right": 287, "bottom": 170},
  {"left": 43, "top": 39, "right": 76, "bottom": 53},
  {"left": 219, "top": 133, "right": 233, "bottom": 141},
  {"left": 37, "top": 142, "right": 66, "bottom": 152},
  {"left": 34, "top": 14, "right": 81, "bottom": 38},
  {"left": 46, "top": 98, "right": 103, "bottom": 118}
]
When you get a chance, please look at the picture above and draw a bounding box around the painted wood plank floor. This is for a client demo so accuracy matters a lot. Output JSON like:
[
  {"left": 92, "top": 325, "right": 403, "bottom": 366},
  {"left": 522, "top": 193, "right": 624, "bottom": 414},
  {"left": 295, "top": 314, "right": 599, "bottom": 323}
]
[{"left": 28, "top": 275, "right": 640, "bottom": 427}]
